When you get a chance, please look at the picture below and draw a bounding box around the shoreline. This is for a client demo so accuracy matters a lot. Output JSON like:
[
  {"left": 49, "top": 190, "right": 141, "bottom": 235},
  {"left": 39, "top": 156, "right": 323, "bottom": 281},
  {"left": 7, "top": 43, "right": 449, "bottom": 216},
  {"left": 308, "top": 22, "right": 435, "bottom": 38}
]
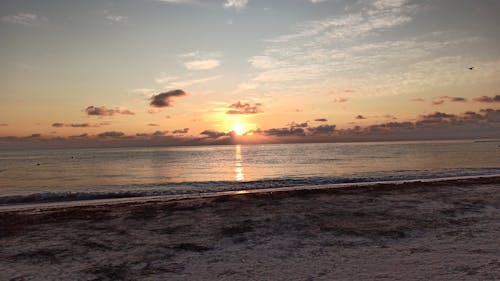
[
  {"left": 1, "top": 176, "right": 499, "bottom": 280},
  {"left": 1, "top": 174, "right": 499, "bottom": 213}
]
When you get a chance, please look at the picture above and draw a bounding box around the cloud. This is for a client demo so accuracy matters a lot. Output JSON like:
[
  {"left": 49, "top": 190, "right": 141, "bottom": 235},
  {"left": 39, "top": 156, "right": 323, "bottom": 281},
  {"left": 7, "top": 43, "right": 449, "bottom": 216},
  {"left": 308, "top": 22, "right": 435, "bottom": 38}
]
[
  {"left": 85, "top": 106, "right": 135, "bottom": 116},
  {"left": 153, "top": 0, "right": 196, "bottom": 4},
  {"left": 150, "top": 89, "right": 187, "bottom": 108},
  {"left": 147, "top": 123, "right": 160, "bottom": 126},
  {"left": 248, "top": 56, "right": 276, "bottom": 69},
  {"left": 308, "top": 124, "right": 336, "bottom": 135},
  {"left": 155, "top": 73, "right": 222, "bottom": 88},
  {"left": 97, "top": 131, "right": 125, "bottom": 138},
  {"left": 52, "top": 123, "right": 95, "bottom": 128},
  {"left": 223, "top": 0, "right": 248, "bottom": 10},
  {"left": 184, "top": 59, "right": 220, "bottom": 70},
  {"left": 356, "top": 115, "right": 367, "bottom": 119},
  {"left": 226, "top": 101, "right": 263, "bottom": 114},
  {"left": 234, "top": 2, "right": 494, "bottom": 99},
  {"left": 3, "top": 109, "right": 499, "bottom": 149},
  {"left": 450, "top": 97, "right": 467, "bottom": 102},
  {"left": 373, "top": 0, "right": 407, "bottom": 10},
  {"left": 152, "top": 130, "right": 169, "bottom": 136},
  {"left": 333, "top": 97, "right": 349, "bottom": 103},
  {"left": 135, "top": 130, "right": 169, "bottom": 137},
  {"left": 264, "top": 127, "right": 306, "bottom": 137},
  {"left": 0, "top": 123, "right": 8, "bottom": 127},
  {"left": 105, "top": 14, "right": 128, "bottom": 24},
  {"left": 200, "top": 130, "right": 228, "bottom": 138},
  {"left": 173, "top": 128, "right": 189, "bottom": 134},
  {"left": 70, "top": 123, "right": 92, "bottom": 128},
  {"left": 69, "top": 133, "right": 89, "bottom": 139},
  {"left": 288, "top": 121, "right": 309, "bottom": 128},
  {"left": 261, "top": 122, "right": 335, "bottom": 137},
  {"left": 178, "top": 51, "right": 222, "bottom": 71},
  {"left": 314, "top": 118, "right": 328, "bottom": 122},
  {"left": 473, "top": 95, "right": 500, "bottom": 103},
  {"left": 2, "top": 13, "right": 39, "bottom": 25},
  {"left": 479, "top": 108, "right": 500, "bottom": 123},
  {"left": 360, "top": 121, "right": 414, "bottom": 134},
  {"left": 411, "top": 98, "right": 425, "bottom": 102},
  {"left": 432, "top": 96, "right": 467, "bottom": 105}
]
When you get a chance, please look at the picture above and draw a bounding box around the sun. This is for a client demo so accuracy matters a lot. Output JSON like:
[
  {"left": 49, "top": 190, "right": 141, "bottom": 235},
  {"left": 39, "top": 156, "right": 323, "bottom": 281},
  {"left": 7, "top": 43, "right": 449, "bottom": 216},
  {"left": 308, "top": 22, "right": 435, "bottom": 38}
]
[{"left": 231, "top": 123, "right": 246, "bottom": 136}]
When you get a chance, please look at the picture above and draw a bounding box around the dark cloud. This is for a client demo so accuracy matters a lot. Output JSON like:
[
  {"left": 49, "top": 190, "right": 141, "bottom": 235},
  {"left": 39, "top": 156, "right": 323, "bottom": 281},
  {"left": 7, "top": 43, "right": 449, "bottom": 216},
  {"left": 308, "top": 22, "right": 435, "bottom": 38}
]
[
  {"left": 3, "top": 109, "right": 499, "bottom": 150},
  {"left": 85, "top": 106, "right": 135, "bottom": 116},
  {"left": 333, "top": 97, "right": 348, "bottom": 103},
  {"left": 366, "top": 122, "right": 414, "bottom": 133},
  {"left": 70, "top": 123, "right": 91, "bottom": 128},
  {"left": 288, "top": 121, "right": 308, "bottom": 128},
  {"left": 480, "top": 108, "right": 500, "bottom": 123},
  {"left": 172, "top": 128, "right": 189, "bottom": 134},
  {"left": 97, "top": 131, "right": 125, "bottom": 138},
  {"left": 356, "top": 115, "right": 366, "bottom": 120},
  {"left": 314, "top": 118, "right": 327, "bottom": 122},
  {"left": 0, "top": 123, "right": 8, "bottom": 127},
  {"left": 69, "top": 133, "right": 88, "bottom": 139},
  {"left": 426, "top": 112, "right": 456, "bottom": 119},
  {"left": 450, "top": 97, "right": 467, "bottom": 102},
  {"left": 382, "top": 114, "right": 397, "bottom": 120},
  {"left": 52, "top": 123, "right": 92, "bottom": 128},
  {"left": 308, "top": 124, "right": 336, "bottom": 135},
  {"left": 226, "top": 101, "right": 263, "bottom": 115},
  {"left": 433, "top": 96, "right": 467, "bottom": 105},
  {"left": 473, "top": 95, "right": 500, "bottom": 103},
  {"left": 147, "top": 123, "right": 159, "bottom": 126},
  {"left": 201, "top": 130, "right": 228, "bottom": 138},
  {"left": 264, "top": 127, "right": 306, "bottom": 137},
  {"left": 416, "top": 112, "right": 456, "bottom": 127},
  {"left": 150, "top": 89, "right": 187, "bottom": 108},
  {"left": 152, "top": 130, "right": 169, "bottom": 136},
  {"left": 264, "top": 122, "right": 335, "bottom": 137},
  {"left": 52, "top": 123, "right": 65, "bottom": 128}
]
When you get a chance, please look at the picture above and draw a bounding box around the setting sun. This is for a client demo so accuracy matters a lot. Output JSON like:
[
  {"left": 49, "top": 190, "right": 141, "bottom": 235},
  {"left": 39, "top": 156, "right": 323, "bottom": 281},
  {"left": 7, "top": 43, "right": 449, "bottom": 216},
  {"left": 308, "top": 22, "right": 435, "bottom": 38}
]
[{"left": 231, "top": 124, "right": 246, "bottom": 136}]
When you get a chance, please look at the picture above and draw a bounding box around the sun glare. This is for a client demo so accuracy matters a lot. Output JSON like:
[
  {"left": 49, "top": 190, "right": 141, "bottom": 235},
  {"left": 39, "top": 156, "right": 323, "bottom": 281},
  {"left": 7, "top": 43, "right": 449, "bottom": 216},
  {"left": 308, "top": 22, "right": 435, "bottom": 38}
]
[{"left": 231, "top": 124, "right": 245, "bottom": 136}]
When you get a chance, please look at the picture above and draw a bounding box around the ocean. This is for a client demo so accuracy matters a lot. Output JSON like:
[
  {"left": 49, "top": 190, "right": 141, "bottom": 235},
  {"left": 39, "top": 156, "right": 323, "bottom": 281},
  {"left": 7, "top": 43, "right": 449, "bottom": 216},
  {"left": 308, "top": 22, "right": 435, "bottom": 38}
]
[{"left": 0, "top": 140, "right": 499, "bottom": 205}]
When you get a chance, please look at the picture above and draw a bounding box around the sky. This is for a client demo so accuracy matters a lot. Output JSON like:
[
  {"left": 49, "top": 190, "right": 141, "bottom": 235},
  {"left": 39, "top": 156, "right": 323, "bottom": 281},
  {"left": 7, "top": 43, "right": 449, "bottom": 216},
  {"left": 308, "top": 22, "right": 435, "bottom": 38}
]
[{"left": 0, "top": 0, "right": 499, "bottom": 148}]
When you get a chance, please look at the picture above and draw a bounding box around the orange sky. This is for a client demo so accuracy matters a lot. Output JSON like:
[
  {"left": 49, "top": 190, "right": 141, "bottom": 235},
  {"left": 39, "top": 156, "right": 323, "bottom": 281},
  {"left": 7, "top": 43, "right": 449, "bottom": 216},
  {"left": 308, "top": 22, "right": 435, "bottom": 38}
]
[{"left": 1, "top": 0, "right": 499, "bottom": 148}]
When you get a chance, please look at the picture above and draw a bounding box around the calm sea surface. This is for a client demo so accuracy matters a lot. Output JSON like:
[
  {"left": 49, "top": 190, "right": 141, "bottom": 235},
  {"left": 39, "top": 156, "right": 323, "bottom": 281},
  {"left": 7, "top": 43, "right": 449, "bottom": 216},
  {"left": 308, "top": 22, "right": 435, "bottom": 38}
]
[{"left": 0, "top": 140, "right": 499, "bottom": 204}]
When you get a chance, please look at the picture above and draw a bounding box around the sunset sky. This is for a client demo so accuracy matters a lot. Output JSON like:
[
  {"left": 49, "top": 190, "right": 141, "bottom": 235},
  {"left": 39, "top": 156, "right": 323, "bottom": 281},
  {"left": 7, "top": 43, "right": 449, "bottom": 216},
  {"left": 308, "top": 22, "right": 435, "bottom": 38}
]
[{"left": 1, "top": 0, "right": 499, "bottom": 148}]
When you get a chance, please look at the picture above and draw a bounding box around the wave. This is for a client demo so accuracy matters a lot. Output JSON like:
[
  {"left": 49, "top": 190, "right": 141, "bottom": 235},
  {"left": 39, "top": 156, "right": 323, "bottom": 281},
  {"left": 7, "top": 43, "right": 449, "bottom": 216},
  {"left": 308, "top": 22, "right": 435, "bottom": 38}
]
[{"left": 1, "top": 168, "right": 499, "bottom": 206}]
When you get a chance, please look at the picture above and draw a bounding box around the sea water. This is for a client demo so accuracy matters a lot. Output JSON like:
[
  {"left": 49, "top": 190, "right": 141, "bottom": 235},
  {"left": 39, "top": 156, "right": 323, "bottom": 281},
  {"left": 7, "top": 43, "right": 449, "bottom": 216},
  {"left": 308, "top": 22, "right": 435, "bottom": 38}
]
[{"left": 0, "top": 140, "right": 499, "bottom": 205}]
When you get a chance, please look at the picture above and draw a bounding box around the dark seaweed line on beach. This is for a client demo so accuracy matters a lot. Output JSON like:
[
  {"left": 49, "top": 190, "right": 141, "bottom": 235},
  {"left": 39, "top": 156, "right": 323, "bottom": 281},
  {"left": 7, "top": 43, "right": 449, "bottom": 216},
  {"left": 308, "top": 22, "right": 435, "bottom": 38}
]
[{"left": 0, "top": 169, "right": 499, "bottom": 208}]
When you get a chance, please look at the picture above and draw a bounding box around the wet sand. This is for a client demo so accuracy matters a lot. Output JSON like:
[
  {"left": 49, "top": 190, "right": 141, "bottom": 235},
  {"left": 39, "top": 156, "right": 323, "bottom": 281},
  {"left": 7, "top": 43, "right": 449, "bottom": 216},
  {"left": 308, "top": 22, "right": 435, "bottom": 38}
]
[{"left": 0, "top": 177, "right": 499, "bottom": 280}]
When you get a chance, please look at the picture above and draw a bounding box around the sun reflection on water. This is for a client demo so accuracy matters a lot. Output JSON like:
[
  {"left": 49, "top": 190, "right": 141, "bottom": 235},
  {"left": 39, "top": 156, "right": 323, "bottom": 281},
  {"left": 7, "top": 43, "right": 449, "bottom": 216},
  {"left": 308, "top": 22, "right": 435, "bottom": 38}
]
[{"left": 235, "top": 145, "right": 245, "bottom": 181}]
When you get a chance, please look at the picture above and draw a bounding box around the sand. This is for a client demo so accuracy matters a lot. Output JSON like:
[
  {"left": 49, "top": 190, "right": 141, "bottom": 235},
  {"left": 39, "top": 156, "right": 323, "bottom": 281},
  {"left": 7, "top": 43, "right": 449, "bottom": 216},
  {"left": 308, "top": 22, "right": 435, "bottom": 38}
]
[{"left": 0, "top": 177, "right": 499, "bottom": 280}]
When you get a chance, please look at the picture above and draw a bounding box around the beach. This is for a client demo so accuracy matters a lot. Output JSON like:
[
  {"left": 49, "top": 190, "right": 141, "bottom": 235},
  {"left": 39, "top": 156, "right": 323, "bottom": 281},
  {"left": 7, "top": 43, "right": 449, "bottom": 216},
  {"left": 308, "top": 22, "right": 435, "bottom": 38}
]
[{"left": 1, "top": 176, "right": 499, "bottom": 280}]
